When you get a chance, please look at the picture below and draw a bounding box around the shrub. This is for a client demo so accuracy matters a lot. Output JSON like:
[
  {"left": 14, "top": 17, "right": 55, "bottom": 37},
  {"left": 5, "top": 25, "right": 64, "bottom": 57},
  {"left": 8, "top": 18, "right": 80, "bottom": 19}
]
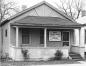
[
  {"left": 21, "top": 49, "right": 28, "bottom": 61},
  {"left": 1, "top": 53, "right": 12, "bottom": 61},
  {"left": 54, "top": 50, "right": 63, "bottom": 60}
]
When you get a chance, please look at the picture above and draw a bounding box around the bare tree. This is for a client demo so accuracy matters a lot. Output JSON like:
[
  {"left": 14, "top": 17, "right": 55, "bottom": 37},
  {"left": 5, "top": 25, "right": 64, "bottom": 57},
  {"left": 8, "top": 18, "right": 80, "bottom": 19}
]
[
  {"left": 56, "top": 0, "right": 84, "bottom": 20},
  {"left": 0, "top": 0, "right": 20, "bottom": 22}
]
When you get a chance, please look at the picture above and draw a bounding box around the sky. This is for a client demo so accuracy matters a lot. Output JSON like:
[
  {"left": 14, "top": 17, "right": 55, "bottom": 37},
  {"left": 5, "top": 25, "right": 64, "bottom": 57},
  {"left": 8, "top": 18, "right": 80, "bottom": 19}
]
[
  {"left": 4, "top": 0, "right": 86, "bottom": 11},
  {"left": 5, "top": 0, "right": 59, "bottom": 7}
]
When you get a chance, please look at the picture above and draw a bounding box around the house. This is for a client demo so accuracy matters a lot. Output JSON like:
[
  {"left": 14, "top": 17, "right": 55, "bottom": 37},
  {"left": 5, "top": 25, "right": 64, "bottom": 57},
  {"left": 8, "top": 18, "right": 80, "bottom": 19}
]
[
  {"left": 0, "top": 1, "right": 85, "bottom": 61},
  {"left": 77, "top": 15, "right": 86, "bottom": 56}
]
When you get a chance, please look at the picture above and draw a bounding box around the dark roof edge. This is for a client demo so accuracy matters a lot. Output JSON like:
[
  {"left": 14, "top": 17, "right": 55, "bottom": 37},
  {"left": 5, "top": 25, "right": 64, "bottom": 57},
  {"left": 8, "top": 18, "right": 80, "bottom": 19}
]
[
  {"left": 10, "top": 22, "right": 84, "bottom": 27},
  {"left": 0, "top": 19, "right": 10, "bottom": 26}
]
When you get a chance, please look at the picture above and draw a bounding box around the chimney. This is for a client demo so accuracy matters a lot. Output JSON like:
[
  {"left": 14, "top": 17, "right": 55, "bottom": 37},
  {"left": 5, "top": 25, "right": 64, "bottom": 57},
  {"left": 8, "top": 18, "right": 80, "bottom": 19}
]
[
  {"left": 21, "top": 5, "right": 27, "bottom": 10},
  {"left": 81, "top": 10, "right": 86, "bottom": 17}
]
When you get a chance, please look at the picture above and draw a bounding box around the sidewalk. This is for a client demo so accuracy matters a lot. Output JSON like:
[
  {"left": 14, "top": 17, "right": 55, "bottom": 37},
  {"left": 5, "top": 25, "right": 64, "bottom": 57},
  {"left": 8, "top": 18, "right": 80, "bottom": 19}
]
[
  {"left": 0, "top": 60, "right": 81, "bottom": 66},
  {"left": 78, "top": 61, "right": 86, "bottom": 64},
  {"left": 34, "top": 64, "right": 86, "bottom": 66}
]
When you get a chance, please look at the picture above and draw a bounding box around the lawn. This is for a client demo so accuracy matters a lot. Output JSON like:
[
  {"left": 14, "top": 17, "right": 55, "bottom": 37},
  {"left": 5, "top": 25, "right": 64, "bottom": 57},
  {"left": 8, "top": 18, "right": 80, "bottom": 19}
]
[{"left": 1, "top": 60, "right": 80, "bottom": 66}]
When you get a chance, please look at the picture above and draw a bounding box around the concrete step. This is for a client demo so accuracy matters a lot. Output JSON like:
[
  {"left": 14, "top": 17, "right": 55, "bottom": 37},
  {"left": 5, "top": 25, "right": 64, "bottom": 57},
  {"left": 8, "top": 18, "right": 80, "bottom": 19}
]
[
  {"left": 69, "top": 52, "right": 82, "bottom": 61},
  {"left": 70, "top": 55, "right": 81, "bottom": 57}
]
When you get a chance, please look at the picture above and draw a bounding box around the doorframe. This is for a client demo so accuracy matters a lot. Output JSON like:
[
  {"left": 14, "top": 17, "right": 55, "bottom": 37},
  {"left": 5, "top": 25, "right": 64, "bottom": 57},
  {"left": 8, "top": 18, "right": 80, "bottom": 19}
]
[{"left": 62, "top": 31, "right": 70, "bottom": 51}]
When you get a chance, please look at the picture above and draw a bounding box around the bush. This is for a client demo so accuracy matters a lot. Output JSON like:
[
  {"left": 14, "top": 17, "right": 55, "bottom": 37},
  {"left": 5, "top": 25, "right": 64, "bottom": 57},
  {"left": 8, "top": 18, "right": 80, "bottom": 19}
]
[
  {"left": 21, "top": 49, "right": 28, "bottom": 61},
  {"left": 54, "top": 50, "right": 63, "bottom": 60},
  {"left": 1, "top": 53, "right": 12, "bottom": 61}
]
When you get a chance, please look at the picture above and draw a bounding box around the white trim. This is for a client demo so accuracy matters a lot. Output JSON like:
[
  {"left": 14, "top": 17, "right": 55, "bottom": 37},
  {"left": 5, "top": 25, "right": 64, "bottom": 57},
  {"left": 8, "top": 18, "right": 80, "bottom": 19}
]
[
  {"left": 79, "top": 28, "right": 85, "bottom": 47},
  {"left": 16, "top": 27, "right": 19, "bottom": 47},
  {"left": 74, "top": 29, "right": 80, "bottom": 46}
]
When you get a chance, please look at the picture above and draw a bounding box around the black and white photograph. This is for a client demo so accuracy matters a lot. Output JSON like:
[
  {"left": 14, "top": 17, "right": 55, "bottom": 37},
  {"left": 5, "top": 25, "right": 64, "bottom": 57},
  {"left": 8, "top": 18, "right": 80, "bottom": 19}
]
[{"left": 0, "top": 0, "right": 86, "bottom": 66}]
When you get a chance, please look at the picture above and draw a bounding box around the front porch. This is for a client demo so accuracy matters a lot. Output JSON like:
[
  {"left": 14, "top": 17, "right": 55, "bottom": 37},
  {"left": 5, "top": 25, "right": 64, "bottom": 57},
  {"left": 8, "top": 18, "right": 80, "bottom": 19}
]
[{"left": 8, "top": 25, "right": 85, "bottom": 61}]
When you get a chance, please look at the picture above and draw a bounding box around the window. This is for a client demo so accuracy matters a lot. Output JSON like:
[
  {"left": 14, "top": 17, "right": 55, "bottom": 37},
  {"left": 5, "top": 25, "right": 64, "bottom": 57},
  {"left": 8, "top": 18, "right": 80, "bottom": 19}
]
[
  {"left": 5, "top": 29, "right": 7, "bottom": 37},
  {"left": 62, "top": 32, "right": 69, "bottom": 46},
  {"left": 22, "top": 28, "right": 29, "bottom": 44},
  {"left": 40, "top": 29, "right": 44, "bottom": 44},
  {"left": 49, "top": 31, "right": 61, "bottom": 41}
]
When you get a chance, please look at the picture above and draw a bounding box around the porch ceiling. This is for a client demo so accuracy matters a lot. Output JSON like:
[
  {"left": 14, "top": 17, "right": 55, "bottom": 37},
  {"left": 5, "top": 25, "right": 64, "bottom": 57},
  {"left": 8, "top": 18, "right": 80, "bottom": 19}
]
[{"left": 11, "top": 16, "right": 83, "bottom": 28}]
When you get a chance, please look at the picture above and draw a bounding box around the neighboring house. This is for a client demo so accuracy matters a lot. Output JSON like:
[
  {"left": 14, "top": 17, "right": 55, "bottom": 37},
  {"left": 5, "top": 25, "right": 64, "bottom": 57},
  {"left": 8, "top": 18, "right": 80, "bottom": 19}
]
[
  {"left": 77, "top": 16, "right": 86, "bottom": 56},
  {"left": 0, "top": 1, "right": 85, "bottom": 61}
]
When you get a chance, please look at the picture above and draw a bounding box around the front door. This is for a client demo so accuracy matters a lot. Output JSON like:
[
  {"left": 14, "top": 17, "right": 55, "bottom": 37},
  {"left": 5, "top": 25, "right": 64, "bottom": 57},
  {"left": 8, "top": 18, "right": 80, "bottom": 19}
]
[{"left": 62, "top": 31, "right": 70, "bottom": 46}]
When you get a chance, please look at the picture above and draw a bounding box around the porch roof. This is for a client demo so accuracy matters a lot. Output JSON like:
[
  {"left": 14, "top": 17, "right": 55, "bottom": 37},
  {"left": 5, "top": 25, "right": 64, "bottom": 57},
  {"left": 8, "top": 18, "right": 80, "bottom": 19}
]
[{"left": 11, "top": 16, "right": 83, "bottom": 28}]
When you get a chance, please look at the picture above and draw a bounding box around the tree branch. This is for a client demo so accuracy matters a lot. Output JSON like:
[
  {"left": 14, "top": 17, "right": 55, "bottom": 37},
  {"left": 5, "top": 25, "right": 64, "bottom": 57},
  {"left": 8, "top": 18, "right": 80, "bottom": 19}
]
[
  {"left": 0, "top": 1, "right": 19, "bottom": 22},
  {"left": 55, "top": 0, "right": 83, "bottom": 20}
]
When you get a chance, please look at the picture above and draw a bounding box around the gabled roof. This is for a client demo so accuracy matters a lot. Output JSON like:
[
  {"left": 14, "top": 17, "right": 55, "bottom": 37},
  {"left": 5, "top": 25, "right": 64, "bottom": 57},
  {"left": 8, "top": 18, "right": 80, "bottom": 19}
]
[
  {"left": 11, "top": 16, "right": 83, "bottom": 28},
  {"left": 1, "top": 1, "right": 76, "bottom": 26}
]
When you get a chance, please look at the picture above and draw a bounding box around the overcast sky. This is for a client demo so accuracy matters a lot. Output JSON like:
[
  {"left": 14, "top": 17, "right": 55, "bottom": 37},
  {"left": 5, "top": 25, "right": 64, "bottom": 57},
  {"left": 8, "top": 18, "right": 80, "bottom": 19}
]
[
  {"left": 4, "top": 0, "right": 86, "bottom": 11},
  {"left": 5, "top": 0, "right": 58, "bottom": 6},
  {"left": 5, "top": 0, "right": 86, "bottom": 10}
]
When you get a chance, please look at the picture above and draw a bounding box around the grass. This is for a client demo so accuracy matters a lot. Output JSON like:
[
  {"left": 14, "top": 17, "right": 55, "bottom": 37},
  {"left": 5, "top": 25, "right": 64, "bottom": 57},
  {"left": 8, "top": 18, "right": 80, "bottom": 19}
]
[{"left": 1, "top": 59, "right": 80, "bottom": 66}]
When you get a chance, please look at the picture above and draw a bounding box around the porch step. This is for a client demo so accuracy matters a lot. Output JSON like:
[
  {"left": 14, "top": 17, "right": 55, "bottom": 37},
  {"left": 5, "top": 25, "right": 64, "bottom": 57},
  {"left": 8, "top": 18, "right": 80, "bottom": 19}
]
[{"left": 69, "top": 52, "right": 83, "bottom": 61}]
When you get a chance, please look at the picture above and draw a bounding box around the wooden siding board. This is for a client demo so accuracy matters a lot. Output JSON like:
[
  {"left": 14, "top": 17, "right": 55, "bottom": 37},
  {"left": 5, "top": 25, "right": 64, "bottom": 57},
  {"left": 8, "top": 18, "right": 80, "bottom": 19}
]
[{"left": 2, "top": 23, "right": 10, "bottom": 54}]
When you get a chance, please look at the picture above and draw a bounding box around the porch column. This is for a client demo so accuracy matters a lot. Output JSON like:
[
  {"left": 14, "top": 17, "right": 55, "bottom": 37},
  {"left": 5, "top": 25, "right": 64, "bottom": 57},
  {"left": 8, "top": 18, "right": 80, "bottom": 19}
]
[
  {"left": 79, "top": 27, "right": 85, "bottom": 59},
  {"left": 44, "top": 28, "right": 47, "bottom": 48},
  {"left": 74, "top": 29, "right": 79, "bottom": 46},
  {"left": 80, "top": 27, "right": 85, "bottom": 47},
  {"left": 16, "top": 27, "right": 19, "bottom": 47}
]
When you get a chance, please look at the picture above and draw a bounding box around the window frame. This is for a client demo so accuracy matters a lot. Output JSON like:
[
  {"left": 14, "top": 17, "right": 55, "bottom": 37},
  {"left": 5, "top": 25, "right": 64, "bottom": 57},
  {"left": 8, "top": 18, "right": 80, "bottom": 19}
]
[
  {"left": 22, "top": 28, "right": 30, "bottom": 44},
  {"left": 48, "top": 30, "right": 62, "bottom": 42}
]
